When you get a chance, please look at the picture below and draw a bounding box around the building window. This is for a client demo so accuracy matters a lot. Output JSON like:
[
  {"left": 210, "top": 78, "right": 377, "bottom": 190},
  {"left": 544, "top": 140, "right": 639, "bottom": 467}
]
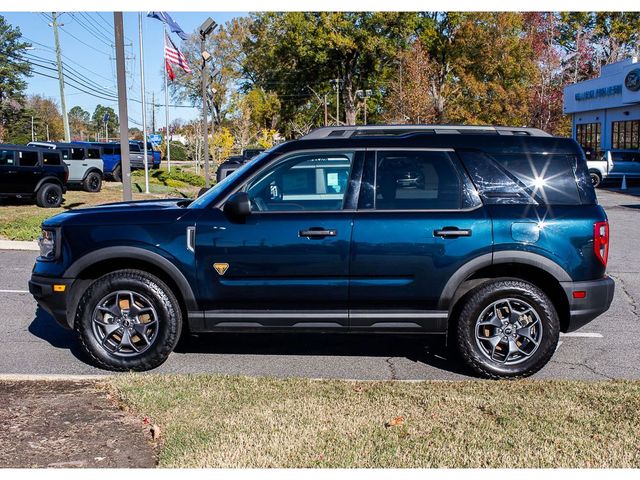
[
  {"left": 576, "top": 123, "right": 601, "bottom": 153},
  {"left": 612, "top": 120, "right": 640, "bottom": 150}
]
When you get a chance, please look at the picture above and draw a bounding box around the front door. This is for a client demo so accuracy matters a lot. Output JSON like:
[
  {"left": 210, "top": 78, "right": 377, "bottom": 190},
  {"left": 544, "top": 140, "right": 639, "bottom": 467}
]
[
  {"left": 0, "top": 148, "right": 18, "bottom": 193},
  {"left": 15, "top": 149, "right": 42, "bottom": 194},
  {"left": 195, "top": 149, "right": 362, "bottom": 329},
  {"left": 349, "top": 149, "right": 493, "bottom": 332}
]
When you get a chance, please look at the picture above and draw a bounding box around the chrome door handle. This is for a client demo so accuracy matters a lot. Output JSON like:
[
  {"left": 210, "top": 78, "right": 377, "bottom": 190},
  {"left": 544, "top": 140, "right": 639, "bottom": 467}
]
[{"left": 434, "top": 227, "right": 472, "bottom": 238}]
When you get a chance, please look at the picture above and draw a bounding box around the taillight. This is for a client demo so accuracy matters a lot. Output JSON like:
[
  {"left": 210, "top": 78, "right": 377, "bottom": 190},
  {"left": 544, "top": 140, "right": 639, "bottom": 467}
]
[{"left": 594, "top": 221, "right": 609, "bottom": 267}]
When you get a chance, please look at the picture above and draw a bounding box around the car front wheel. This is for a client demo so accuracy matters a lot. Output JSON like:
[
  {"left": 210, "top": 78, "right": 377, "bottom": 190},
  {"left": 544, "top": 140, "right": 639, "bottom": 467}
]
[
  {"left": 589, "top": 170, "right": 603, "bottom": 188},
  {"left": 455, "top": 279, "right": 559, "bottom": 379},
  {"left": 75, "top": 269, "right": 182, "bottom": 371}
]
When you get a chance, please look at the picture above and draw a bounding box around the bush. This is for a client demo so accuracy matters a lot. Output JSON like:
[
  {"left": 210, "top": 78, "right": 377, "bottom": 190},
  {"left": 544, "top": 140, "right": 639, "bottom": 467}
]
[
  {"left": 166, "top": 141, "right": 187, "bottom": 161},
  {"left": 132, "top": 167, "right": 205, "bottom": 187}
]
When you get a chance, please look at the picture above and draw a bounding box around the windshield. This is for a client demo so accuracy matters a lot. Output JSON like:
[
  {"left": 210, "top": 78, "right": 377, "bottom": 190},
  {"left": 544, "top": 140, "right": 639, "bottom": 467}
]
[{"left": 188, "top": 150, "right": 272, "bottom": 209}]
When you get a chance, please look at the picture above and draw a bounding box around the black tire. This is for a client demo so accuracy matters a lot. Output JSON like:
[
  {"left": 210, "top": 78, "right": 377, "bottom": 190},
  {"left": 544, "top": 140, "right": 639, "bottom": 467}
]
[
  {"left": 35, "top": 183, "right": 63, "bottom": 208},
  {"left": 589, "top": 170, "right": 602, "bottom": 188},
  {"left": 83, "top": 171, "right": 102, "bottom": 192},
  {"left": 75, "top": 269, "right": 182, "bottom": 371},
  {"left": 455, "top": 279, "right": 559, "bottom": 379},
  {"left": 111, "top": 164, "right": 122, "bottom": 182}
]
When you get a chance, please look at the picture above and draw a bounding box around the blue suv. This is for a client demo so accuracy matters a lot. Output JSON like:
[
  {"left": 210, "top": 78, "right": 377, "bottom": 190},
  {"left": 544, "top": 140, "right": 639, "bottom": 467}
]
[{"left": 29, "top": 125, "right": 614, "bottom": 378}]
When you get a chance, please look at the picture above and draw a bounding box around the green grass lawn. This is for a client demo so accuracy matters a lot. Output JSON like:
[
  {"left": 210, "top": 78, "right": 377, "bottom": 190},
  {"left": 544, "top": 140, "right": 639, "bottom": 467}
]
[
  {"left": 0, "top": 168, "right": 202, "bottom": 241},
  {"left": 111, "top": 374, "right": 640, "bottom": 468}
]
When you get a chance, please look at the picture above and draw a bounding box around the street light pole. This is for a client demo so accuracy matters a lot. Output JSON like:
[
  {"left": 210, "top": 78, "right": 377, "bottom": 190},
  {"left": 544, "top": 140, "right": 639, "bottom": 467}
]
[{"left": 199, "top": 17, "right": 217, "bottom": 189}]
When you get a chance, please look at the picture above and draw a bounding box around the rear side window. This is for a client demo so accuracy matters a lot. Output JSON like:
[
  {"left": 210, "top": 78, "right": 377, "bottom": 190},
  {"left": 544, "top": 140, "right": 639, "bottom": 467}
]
[
  {"left": 43, "top": 151, "right": 61, "bottom": 165},
  {"left": 374, "top": 150, "right": 477, "bottom": 210},
  {"left": 18, "top": 151, "right": 39, "bottom": 167},
  {"left": 71, "top": 148, "right": 85, "bottom": 160},
  {"left": 0, "top": 149, "right": 15, "bottom": 166},
  {"left": 458, "top": 151, "right": 586, "bottom": 205},
  {"left": 102, "top": 146, "right": 114, "bottom": 155},
  {"left": 87, "top": 148, "right": 101, "bottom": 159},
  {"left": 59, "top": 148, "right": 71, "bottom": 160}
]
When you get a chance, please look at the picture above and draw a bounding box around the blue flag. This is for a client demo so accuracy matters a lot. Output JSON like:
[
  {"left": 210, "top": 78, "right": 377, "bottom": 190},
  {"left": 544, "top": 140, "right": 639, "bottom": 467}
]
[{"left": 147, "top": 12, "right": 189, "bottom": 41}]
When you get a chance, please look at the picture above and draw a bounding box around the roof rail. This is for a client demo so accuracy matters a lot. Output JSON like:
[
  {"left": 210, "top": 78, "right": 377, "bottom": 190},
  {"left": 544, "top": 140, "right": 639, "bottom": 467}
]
[{"left": 300, "top": 124, "right": 551, "bottom": 140}]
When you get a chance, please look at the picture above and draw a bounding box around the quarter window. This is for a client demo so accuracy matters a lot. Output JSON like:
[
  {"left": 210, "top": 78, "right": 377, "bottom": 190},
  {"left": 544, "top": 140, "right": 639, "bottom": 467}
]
[
  {"left": 374, "top": 151, "right": 464, "bottom": 210},
  {"left": 43, "top": 151, "right": 61, "bottom": 165},
  {"left": 246, "top": 151, "right": 354, "bottom": 212}
]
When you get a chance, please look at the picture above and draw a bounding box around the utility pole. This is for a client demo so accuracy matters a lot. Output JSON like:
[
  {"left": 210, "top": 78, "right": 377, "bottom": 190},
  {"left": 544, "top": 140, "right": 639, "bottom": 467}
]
[
  {"left": 199, "top": 17, "right": 217, "bottom": 188},
  {"left": 163, "top": 25, "right": 172, "bottom": 172},
  {"left": 51, "top": 12, "right": 70, "bottom": 142},
  {"left": 151, "top": 91, "right": 156, "bottom": 133},
  {"left": 114, "top": 12, "right": 132, "bottom": 201},
  {"left": 324, "top": 94, "right": 328, "bottom": 126}
]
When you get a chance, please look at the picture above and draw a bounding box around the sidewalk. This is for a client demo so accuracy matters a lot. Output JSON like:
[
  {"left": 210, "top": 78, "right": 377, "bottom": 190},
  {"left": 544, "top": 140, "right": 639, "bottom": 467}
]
[{"left": 0, "top": 239, "right": 38, "bottom": 251}]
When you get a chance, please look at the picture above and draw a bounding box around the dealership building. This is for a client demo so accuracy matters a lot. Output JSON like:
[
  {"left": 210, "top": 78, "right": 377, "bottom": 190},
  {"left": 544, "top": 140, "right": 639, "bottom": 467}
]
[{"left": 563, "top": 57, "right": 640, "bottom": 155}]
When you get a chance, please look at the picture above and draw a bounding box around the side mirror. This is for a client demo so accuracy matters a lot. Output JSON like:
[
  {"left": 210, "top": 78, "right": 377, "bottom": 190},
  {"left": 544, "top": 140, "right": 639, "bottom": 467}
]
[{"left": 223, "top": 191, "right": 251, "bottom": 219}]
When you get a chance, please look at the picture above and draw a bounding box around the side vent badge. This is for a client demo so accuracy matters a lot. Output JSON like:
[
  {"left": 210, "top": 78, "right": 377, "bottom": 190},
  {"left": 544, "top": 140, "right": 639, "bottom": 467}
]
[{"left": 213, "top": 263, "right": 229, "bottom": 275}]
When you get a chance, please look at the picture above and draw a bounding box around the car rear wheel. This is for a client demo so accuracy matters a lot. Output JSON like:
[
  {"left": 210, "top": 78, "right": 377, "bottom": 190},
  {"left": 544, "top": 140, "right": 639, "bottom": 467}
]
[
  {"left": 83, "top": 171, "right": 102, "bottom": 192},
  {"left": 35, "top": 183, "right": 63, "bottom": 208},
  {"left": 75, "top": 269, "right": 182, "bottom": 371},
  {"left": 455, "top": 279, "right": 559, "bottom": 379},
  {"left": 589, "top": 170, "right": 603, "bottom": 188}
]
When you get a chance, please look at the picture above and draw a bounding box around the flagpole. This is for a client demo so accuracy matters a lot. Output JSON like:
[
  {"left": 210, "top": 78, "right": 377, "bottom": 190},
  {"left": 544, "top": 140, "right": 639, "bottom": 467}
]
[
  {"left": 139, "top": 12, "right": 150, "bottom": 194},
  {"left": 163, "top": 24, "right": 171, "bottom": 173}
]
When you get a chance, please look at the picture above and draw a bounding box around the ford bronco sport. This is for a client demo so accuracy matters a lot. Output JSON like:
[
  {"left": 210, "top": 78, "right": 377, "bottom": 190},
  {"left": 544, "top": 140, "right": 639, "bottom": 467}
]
[{"left": 29, "top": 125, "right": 615, "bottom": 378}]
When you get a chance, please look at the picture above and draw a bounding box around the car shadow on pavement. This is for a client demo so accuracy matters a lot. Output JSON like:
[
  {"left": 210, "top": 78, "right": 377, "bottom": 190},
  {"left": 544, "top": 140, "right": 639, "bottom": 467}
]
[
  {"left": 175, "top": 332, "right": 470, "bottom": 377},
  {"left": 28, "top": 307, "right": 91, "bottom": 364}
]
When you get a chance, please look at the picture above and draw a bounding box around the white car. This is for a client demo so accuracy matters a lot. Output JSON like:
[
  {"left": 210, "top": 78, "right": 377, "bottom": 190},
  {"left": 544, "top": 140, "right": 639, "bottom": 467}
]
[
  {"left": 28, "top": 142, "right": 104, "bottom": 192},
  {"left": 586, "top": 151, "right": 614, "bottom": 188}
]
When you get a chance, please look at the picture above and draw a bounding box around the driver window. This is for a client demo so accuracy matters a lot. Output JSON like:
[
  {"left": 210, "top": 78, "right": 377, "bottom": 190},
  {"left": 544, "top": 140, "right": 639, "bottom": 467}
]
[{"left": 246, "top": 151, "right": 354, "bottom": 212}]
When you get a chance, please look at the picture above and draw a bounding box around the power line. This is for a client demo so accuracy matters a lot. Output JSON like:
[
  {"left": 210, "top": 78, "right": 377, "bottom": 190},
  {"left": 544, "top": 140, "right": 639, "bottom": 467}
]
[{"left": 70, "top": 13, "right": 113, "bottom": 47}]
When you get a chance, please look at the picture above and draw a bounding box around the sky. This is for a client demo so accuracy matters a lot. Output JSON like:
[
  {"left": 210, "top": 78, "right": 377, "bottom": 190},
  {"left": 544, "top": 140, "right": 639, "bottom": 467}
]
[{"left": 1, "top": 11, "right": 245, "bottom": 133}]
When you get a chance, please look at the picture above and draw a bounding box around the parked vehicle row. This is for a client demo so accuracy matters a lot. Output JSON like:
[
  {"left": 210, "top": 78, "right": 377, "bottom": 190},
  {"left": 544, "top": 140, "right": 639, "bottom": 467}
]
[{"left": 1, "top": 140, "right": 160, "bottom": 208}]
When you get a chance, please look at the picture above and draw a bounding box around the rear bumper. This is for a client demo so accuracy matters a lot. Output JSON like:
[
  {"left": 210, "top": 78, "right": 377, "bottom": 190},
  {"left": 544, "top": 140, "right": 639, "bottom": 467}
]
[
  {"left": 560, "top": 276, "right": 615, "bottom": 332},
  {"left": 28, "top": 275, "right": 74, "bottom": 329}
]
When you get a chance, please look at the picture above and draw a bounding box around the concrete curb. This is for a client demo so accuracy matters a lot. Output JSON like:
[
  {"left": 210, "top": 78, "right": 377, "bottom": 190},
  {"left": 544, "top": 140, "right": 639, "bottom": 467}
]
[{"left": 0, "top": 240, "right": 39, "bottom": 251}]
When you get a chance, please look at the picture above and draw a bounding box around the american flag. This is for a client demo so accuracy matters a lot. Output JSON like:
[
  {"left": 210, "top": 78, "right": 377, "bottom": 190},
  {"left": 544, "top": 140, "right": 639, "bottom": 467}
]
[{"left": 164, "top": 32, "right": 192, "bottom": 75}]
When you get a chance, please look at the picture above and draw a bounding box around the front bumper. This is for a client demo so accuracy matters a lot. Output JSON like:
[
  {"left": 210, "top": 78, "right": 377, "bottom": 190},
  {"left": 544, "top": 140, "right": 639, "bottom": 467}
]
[
  {"left": 29, "top": 275, "right": 74, "bottom": 329},
  {"left": 560, "top": 276, "right": 615, "bottom": 332}
]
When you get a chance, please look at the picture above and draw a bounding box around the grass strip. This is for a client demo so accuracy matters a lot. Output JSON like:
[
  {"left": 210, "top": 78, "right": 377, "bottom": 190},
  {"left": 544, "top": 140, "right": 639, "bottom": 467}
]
[{"left": 111, "top": 374, "right": 640, "bottom": 468}]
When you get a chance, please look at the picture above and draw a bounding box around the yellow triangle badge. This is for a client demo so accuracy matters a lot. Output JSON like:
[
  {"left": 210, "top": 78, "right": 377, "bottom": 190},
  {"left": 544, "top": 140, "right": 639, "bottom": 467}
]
[{"left": 213, "top": 263, "right": 229, "bottom": 276}]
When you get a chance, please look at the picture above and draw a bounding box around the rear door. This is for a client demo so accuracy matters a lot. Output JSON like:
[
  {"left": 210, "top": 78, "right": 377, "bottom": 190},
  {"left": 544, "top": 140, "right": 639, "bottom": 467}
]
[
  {"left": 349, "top": 148, "right": 492, "bottom": 332},
  {"left": 15, "top": 150, "right": 41, "bottom": 193}
]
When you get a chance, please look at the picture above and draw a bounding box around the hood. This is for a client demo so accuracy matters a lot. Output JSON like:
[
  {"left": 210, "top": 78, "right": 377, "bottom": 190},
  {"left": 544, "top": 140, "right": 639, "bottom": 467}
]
[{"left": 43, "top": 198, "right": 192, "bottom": 227}]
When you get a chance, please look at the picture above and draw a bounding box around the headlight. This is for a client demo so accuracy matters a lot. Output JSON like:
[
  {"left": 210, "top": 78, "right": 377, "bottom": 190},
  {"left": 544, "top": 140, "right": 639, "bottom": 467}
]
[{"left": 38, "top": 229, "right": 57, "bottom": 259}]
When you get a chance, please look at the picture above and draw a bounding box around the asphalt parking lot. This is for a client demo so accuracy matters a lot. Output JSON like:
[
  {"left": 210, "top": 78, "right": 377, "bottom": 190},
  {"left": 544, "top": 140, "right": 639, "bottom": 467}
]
[{"left": 0, "top": 188, "right": 638, "bottom": 380}]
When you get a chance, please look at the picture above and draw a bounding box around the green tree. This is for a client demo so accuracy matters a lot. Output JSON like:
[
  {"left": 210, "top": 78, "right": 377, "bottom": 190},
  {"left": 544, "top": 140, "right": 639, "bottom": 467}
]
[
  {"left": 68, "top": 105, "right": 90, "bottom": 140},
  {"left": 91, "top": 104, "right": 119, "bottom": 140},
  {"left": 27, "top": 95, "right": 63, "bottom": 141},
  {"left": 0, "top": 15, "right": 31, "bottom": 142},
  {"left": 593, "top": 12, "right": 640, "bottom": 65},
  {"left": 244, "top": 12, "right": 417, "bottom": 134}
]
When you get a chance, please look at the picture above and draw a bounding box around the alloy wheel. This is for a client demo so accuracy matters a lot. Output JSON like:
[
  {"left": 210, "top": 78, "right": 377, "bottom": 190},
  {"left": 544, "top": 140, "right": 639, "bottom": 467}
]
[
  {"left": 474, "top": 298, "right": 543, "bottom": 365},
  {"left": 91, "top": 290, "right": 159, "bottom": 357}
]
